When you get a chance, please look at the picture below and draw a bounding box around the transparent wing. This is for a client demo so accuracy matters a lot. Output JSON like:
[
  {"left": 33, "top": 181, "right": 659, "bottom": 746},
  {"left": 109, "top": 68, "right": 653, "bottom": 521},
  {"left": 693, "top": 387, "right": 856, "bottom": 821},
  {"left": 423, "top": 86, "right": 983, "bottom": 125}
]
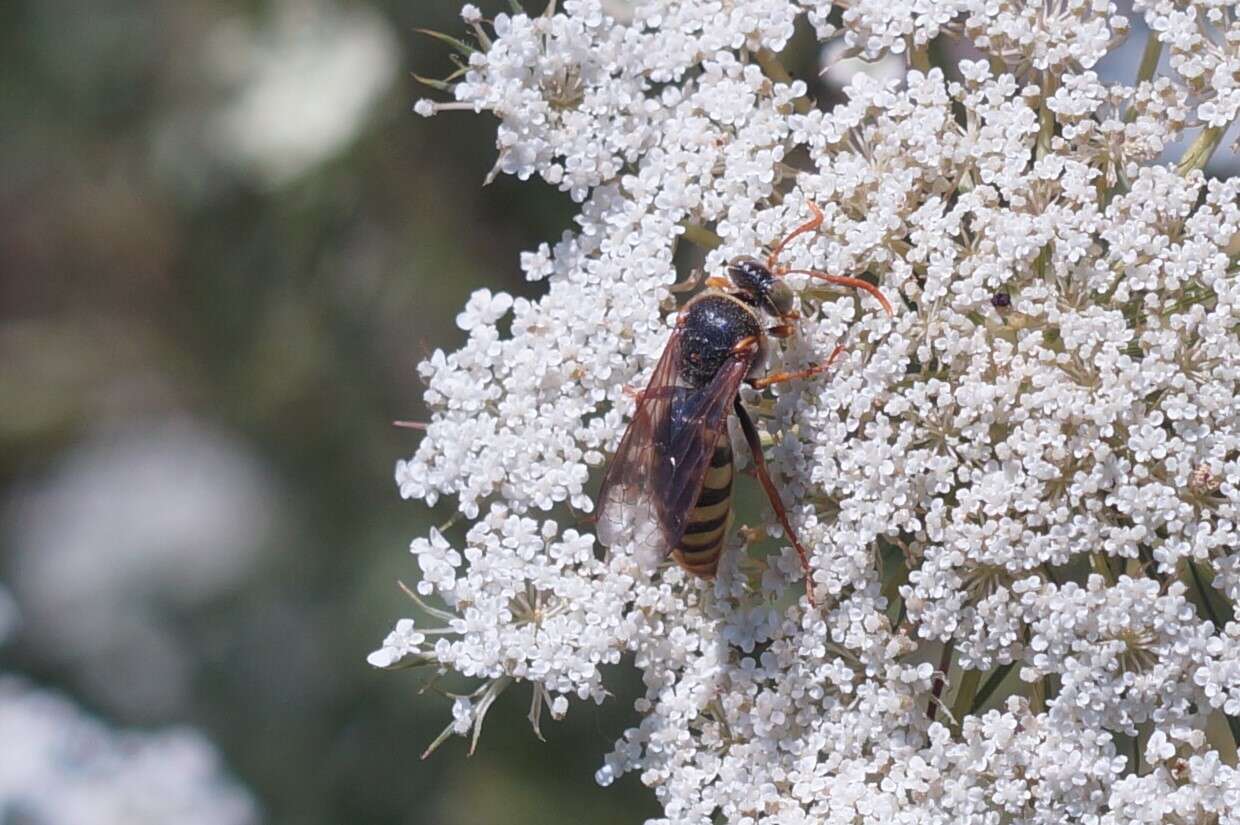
[
  {"left": 596, "top": 329, "right": 685, "bottom": 569},
  {"left": 597, "top": 333, "right": 756, "bottom": 572}
]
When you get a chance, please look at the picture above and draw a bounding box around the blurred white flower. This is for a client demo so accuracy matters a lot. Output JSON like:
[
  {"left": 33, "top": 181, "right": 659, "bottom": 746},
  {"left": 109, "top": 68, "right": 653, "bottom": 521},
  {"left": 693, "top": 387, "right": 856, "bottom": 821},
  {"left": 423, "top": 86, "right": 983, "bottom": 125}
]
[
  {"left": 0, "top": 676, "right": 258, "bottom": 825},
  {"left": 380, "top": 0, "right": 1240, "bottom": 820},
  {"left": 5, "top": 418, "right": 281, "bottom": 717},
  {"left": 204, "top": 0, "right": 398, "bottom": 186},
  {"left": 819, "top": 40, "right": 905, "bottom": 91},
  {"left": 455, "top": 288, "right": 515, "bottom": 332}
]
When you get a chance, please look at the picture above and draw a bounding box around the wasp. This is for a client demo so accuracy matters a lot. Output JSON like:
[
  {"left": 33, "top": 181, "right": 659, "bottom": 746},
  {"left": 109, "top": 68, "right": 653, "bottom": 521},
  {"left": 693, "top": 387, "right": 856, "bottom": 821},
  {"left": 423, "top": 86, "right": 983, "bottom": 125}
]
[{"left": 596, "top": 203, "right": 893, "bottom": 605}]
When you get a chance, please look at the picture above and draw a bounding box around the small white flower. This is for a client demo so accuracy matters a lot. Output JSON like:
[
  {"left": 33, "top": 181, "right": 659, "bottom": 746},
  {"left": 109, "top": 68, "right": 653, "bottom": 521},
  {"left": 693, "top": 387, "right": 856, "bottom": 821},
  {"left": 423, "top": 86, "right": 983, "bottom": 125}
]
[
  {"left": 454, "top": 288, "right": 514, "bottom": 331},
  {"left": 366, "top": 618, "right": 428, "bottom": 668}
]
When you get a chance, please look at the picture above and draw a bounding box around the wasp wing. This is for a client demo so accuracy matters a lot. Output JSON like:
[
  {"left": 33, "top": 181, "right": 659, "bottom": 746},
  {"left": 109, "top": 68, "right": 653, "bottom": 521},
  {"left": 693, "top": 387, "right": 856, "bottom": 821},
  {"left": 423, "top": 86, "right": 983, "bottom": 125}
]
[
  {"left": 597, "top": 333, "right": 756, "bottom": 572},
  {"left": 596, "top": 328, "right": 685, "bottom": 569}
]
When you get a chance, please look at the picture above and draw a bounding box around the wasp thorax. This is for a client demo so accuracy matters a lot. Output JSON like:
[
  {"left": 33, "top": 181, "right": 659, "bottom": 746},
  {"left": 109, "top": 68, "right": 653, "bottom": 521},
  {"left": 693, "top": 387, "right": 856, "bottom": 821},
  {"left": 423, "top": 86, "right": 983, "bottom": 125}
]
[{"left": 678, "top": 294, "right": 762, "bottom": 387}]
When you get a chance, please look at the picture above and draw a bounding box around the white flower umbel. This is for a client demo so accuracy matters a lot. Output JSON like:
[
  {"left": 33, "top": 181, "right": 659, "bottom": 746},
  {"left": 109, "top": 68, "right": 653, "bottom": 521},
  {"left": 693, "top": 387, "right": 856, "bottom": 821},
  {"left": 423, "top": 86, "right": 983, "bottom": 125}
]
[{"left": 383, "top": 1, "right": 1240, "bottom": 820}]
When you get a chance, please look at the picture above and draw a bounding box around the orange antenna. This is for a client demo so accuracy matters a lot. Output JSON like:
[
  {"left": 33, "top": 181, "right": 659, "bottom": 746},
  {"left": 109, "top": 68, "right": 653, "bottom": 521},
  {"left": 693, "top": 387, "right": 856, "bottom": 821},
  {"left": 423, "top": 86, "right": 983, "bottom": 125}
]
[{"left": 782, "top": 268, "right": 894, "bottom": 317}]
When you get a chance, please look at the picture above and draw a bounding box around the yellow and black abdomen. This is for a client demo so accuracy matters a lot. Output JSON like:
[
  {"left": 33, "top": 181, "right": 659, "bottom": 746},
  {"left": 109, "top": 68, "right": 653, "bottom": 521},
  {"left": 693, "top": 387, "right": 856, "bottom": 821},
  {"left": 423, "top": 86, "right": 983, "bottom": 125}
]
[{"left": 672, "top": 435, "right": 734, "bottom": 578}]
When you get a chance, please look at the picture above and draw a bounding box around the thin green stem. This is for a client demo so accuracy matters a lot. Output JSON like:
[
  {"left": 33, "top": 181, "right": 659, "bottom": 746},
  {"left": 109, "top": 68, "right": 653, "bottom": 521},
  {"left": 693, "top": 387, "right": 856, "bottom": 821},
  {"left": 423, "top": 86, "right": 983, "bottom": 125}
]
[
  {"left": 680, "top": 222, "right": 723, "bottom": 250},
  {"left": 1123, "top": 33, "right": 1162, "bottom": 126},
  {"left": 950, "top": 667, "right": 982, "bottom": 725},
  {"left": 1177, "top": 125, "right": 1229, "bottom": 176},
  {"left": 1187, "top": 558, "right": 1226, "bottom": 629},
  {"left": 1090, "top": 552, "right": 1116, "bottom": 585},
  {"left": 415, "top": 28, "right": 478, "bottom": 56},
  {"left": 1136, "top": 32, "right": 1162, "bottom": 85},
  {"left": 970, "top": 662, "right": 1015, "bottom": 715},
  {"left": 1036, "top": 75, "right": 1057, "bottom": 161},
  {"left": 927, "top": 641, "right": 954, "bottom": 722}
]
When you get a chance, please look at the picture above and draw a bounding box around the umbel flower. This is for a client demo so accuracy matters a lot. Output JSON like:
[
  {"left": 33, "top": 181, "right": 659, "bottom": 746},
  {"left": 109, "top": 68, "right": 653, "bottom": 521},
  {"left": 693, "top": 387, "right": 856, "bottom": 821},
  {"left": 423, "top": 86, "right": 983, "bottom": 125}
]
[{"left": 377, "top": 1, "right": 1240, "bottom": 821}]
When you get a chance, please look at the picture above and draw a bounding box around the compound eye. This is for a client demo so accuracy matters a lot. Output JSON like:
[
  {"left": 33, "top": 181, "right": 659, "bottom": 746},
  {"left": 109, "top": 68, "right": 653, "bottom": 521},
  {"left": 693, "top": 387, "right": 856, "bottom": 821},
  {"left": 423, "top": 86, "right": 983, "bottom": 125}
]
[
  {"left": 768, "top": 279, "right": 795, "bottom": 315},
  {"left": 726, "top": 256, "right": 769, "bottom": 292}
]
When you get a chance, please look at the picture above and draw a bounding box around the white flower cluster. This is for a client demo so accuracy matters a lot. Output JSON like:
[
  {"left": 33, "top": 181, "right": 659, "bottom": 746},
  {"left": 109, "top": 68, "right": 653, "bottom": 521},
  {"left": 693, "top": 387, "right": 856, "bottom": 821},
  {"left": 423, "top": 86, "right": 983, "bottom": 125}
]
[
  {"left": 384, "top": 0, "right": 1240, "bottom": 820},
  {"left": 0, "top": 676, "right": 258, "bottom": 825},
  {"left": 1137, "top": 0, "right": 1240, "bottom": 127}
]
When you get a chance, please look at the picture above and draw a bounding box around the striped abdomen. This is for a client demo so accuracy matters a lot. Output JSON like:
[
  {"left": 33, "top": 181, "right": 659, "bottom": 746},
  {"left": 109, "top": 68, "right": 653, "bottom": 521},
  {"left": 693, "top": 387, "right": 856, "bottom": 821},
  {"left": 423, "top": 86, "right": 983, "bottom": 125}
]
[{"left": 672, "top": 435, "right": 733, "bottom": 578}]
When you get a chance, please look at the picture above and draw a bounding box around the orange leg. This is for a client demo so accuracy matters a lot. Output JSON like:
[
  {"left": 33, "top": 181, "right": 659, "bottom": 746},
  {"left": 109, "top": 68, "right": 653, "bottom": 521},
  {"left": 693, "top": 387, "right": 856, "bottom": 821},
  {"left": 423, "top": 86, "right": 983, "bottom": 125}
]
[
  {"left": 766, "top": 323, "right": 796, "bottom": 339},
  {"left": 734, "top": 399, "right": 816, "bottom": 606},
  {"left": 767, "top": 202, "right": 824, "bottom": 273},
  {"left": 730, "top": 335, "right": 760, "bottom": 355},
  {"left": 749, "top": 343, "right": 846, "bottom": 390}
]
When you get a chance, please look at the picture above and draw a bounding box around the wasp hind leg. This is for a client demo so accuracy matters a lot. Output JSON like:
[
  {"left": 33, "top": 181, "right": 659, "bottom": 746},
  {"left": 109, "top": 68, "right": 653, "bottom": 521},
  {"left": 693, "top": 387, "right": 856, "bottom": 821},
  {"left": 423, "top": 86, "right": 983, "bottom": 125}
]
[{"left": 733, "top": 398, "right": 817, "bottom": 607}]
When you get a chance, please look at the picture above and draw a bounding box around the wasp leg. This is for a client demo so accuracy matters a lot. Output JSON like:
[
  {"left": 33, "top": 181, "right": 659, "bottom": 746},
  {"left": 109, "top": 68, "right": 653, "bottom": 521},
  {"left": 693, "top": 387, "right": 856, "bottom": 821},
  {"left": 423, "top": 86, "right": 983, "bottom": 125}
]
[
  {"left": 621, "top": 385, "right": 647, "bottom": 404},
  {"left": 748, "top": 343, "right": 846, "bottom": 390},
  {"left": 729, "top": 335, "right": 761, "bottom": 356},
  {"left": 767, "top": 201, "right": 824, "bottom": 274},
  {"left": 734, "top": 398, "right": 816, "bottom": 606},
  {"left": 766, "top": 323, "right": 796, "bottom": 339}
]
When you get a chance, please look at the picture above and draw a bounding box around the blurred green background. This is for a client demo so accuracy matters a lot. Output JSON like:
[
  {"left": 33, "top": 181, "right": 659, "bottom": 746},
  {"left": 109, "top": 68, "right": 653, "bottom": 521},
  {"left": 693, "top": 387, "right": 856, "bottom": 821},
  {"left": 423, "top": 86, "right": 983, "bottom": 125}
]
[{"left": 0, "top": 0, "right": 656, "bottom": 821}]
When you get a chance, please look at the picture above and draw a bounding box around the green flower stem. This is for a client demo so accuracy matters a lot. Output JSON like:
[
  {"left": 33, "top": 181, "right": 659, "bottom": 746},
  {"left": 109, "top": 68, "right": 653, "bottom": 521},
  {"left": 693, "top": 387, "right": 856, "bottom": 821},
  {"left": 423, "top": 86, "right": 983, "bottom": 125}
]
[
  {"left": 416, "top": 28, "right": 478, "bottom": 56},
  {"left": 680, "top": 222, "right": 723, "bottom": 250},
  {"left": 950, "top": 667, "right": 982, "bottom": 726},
  {"left": 1090, "top": 552, "right": 1116, "bottom": 585},
  {"left": 1186, "top": 558, "right": 1230, "bottom": 629},
  {"left": 927, "top": 641, "right": 955, "bottom": 722},
  {"left": 1177, "top": 125, "right": 1230, "bottom": 176},
  {"left": 1135, "top": 33, "right": 1162, "bottom": 85},
  {"left": 754, "top": 49, "right": 813, "bottom": 115},
  {"left": 1036, "top": 75, "right": 1056, "bottom": 161},
  {"left": 969, "top": 662, "right": 1016, "bottom": 715}
]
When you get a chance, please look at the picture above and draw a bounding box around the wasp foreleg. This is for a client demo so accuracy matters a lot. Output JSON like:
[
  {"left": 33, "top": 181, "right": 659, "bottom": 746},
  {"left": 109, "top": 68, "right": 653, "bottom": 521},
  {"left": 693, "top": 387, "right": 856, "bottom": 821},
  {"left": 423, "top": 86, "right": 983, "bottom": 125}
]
[{"left": 748, "top": 343, "right": 846, "bottom": 390}]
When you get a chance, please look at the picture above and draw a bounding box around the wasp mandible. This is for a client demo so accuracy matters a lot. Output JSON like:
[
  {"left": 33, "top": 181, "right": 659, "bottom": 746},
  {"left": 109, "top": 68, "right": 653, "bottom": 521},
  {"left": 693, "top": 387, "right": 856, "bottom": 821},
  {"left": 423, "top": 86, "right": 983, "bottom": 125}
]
[{"left": 596, "top": 203, "right": 893, "bottom": 606}]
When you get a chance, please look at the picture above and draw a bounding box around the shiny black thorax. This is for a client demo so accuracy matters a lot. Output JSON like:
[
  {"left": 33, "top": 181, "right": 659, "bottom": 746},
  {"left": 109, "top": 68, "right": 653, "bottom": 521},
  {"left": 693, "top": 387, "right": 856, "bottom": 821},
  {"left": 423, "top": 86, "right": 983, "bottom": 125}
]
[{"left": 677, "top": 293, "right": 763, "bottom": 388}]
